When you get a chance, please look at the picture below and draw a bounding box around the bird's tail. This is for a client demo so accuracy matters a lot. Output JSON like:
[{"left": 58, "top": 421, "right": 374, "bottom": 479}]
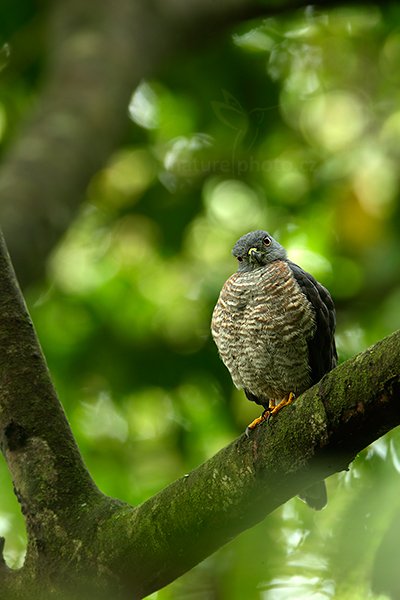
[{"left": 298, "top": 480, "right": 327, "bottom": 510}]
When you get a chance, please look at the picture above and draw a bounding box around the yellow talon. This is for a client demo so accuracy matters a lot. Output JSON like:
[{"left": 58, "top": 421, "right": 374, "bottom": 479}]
[
  {"left": 245, "top": 393, "right": 295, "bottom": 436},
  {"left": 245, "top": 407, "right": 271, "bottom": 436},
  {"left": 269, "top": 392, "right": 295, "bottom": 417},
  {"left": 247, "top": 415, "right": 265, "bottom": 431}
]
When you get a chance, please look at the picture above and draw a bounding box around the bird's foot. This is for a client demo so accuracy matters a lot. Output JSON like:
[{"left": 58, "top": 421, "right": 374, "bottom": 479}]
[
  {"left": 245, "top": 407, "right": 271, "bottom": 437},
  {"left": 268, "top": 392, "right": 295, "bottom": 420}
]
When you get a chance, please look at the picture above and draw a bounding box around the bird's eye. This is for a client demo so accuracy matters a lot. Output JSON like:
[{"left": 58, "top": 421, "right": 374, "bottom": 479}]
[
  {"left": 263, "top": 237, "right": 271, "bottom": 247},
  {"left": 237, "top": 256, "right": 243, "bottom": 262}
]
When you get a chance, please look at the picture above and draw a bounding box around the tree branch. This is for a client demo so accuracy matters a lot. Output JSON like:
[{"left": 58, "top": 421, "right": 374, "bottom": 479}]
[
  {"left": 97, "top": 328, "right": 400, "bottom": 598},
  {"left": 0, "top": 230, "right": 124, "bottom": 598}
]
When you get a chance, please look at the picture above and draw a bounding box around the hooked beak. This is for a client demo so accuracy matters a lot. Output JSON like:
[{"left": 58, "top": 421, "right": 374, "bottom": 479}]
[{"left": 248, "top": 247, "right": 263, "bottom": 264}]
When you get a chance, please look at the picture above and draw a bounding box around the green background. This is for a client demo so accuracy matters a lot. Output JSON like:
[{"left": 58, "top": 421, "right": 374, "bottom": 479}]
[{"left": 1, "top": 3, "right": 400, "bottom": 598}]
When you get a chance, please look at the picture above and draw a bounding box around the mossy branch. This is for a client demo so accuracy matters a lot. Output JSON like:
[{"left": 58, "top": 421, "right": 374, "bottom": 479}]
[
  {"left": 98, "top": 328, "right": 400, "bottom": 598},
  {"left": 0, "top": 231, "right": 121, "bottom": 598}
]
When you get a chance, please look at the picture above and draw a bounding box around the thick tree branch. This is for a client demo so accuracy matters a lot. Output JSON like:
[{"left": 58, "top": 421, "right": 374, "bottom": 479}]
[
  {"left": 0, "top": 230, "right": 123, "bottom": 598},
  {"left": 97, "top": 328, "right": 400, "bottom": 598}
]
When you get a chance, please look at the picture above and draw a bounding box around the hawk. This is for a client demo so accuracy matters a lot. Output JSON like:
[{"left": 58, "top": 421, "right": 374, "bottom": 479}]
[{"left": 211, "top": 230, "right": 337, "bottom": 509}]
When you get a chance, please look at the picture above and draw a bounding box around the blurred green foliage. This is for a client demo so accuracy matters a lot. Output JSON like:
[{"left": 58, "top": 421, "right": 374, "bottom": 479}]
[{"left": 1, "top": 2, "right": 400, "bottom": 598}]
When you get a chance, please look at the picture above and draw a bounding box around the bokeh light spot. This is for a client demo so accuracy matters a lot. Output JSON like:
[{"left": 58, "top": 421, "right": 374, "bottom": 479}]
[
  {"left": 204, "top": 179, "right": 265, "bottom": 231},
  {"left": 300, "top": 91, "right": 366, "bottom": 151},
  {"left": 129, "top": 81, "right": 159, "bottom": 129}
]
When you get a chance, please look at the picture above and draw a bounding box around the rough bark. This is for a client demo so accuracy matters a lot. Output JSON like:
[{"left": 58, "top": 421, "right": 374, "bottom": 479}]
[
  {"left": 0, "top": 231, "right": 124, "bottom": 599},
  {"left": 99, "top": 328, "right": 400, "bottom": 598},
  {"left": 0, "top": 227, "right": 398, "bottom": 599}
]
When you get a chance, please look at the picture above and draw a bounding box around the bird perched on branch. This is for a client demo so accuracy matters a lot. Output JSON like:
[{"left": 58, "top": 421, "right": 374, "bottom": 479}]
[{"left": 211, "top": 230, "right": 337, "bottom": 510}]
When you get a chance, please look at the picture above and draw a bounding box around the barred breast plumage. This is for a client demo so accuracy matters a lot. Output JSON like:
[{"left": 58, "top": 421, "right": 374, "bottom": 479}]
[
  {"left": 211, "top": 260, "right": 316, "bottom": 403},
  {"left": 212, "top": 230, "right": 336, "bottom": 510}
]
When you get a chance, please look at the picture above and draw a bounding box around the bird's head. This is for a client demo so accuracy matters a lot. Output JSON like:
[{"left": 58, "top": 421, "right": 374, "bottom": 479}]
[{"left": 232, "top": 230, "right": 287, "bottom": 272}]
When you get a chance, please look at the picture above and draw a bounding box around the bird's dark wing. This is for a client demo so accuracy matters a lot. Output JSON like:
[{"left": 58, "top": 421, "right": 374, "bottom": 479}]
[{"left": 288, "top": 261, "right": 337, "bottom": 384}]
